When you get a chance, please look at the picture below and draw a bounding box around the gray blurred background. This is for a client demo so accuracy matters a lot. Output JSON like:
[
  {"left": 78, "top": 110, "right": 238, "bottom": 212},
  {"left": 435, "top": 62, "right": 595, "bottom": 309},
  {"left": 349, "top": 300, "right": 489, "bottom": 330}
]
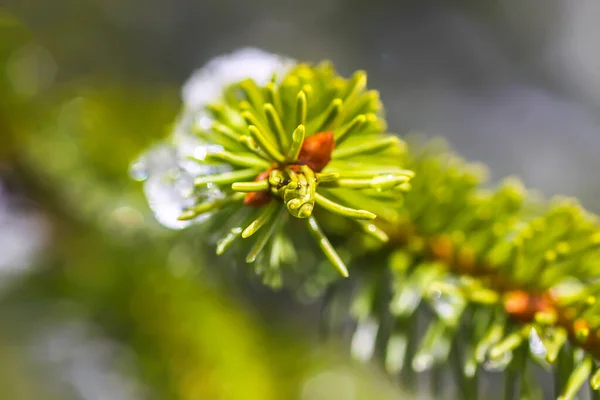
[{"left": 8, "top": 0, "right": 600, "bottom": 208}]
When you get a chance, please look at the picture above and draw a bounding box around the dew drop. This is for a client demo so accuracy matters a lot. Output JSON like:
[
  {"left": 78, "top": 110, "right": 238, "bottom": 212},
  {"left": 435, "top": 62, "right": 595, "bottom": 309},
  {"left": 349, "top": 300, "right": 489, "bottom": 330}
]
[
  {"left": 173, "top": 128, "right": 224, "bottom": 176},
  {"left": 144, "top": 173, "right": 194, "bottom": 230},
  {"left": 132, "top": 143, "right": 222, "bottom": 230},
  {"left": 129, "top": 160, "right": 148, "bottom": 181}
]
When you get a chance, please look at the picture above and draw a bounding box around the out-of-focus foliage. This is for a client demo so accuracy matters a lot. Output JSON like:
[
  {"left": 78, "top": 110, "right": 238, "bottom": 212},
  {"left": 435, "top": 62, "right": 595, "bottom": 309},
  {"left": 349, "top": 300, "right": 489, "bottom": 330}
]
[
  {"left": 329, "top": 138, "right": 600, "bottom": 399},
  {"left": 2, "top": 10, "right": 178, "bottom": 228}
]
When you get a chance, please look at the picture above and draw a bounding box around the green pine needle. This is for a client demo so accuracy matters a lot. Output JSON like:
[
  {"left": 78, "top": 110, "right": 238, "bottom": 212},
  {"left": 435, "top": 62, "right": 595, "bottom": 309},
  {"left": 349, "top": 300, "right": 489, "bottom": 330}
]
[{"left": 176, "top": 61, "right": 412, "bottom": 280}]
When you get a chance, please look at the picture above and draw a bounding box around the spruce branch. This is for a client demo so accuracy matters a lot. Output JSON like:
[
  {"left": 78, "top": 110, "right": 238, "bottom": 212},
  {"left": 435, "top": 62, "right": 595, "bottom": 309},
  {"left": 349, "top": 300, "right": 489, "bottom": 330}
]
[
  {"left": 348, "top": 140, "right": 600, "bottom": 399},
  {"left": 168, "top": 61, "right": 412, "bottom": 284},
  {"left": 136, "top": 51, "right": 600, "bottom": 398}
]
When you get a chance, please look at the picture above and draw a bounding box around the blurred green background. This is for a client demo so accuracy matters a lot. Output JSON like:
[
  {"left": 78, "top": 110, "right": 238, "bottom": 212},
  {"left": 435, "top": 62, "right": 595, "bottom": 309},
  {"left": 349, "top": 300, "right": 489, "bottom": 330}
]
[{"left": 2, "top": 1, "right": 600, "bottom": 398}]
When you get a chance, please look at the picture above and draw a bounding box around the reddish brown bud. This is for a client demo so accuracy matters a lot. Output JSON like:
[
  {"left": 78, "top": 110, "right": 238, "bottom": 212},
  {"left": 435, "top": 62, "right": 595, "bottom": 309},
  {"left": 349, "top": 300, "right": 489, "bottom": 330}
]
[{"left": 298, "top": 131, "right": 335, "bottom": 172}]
